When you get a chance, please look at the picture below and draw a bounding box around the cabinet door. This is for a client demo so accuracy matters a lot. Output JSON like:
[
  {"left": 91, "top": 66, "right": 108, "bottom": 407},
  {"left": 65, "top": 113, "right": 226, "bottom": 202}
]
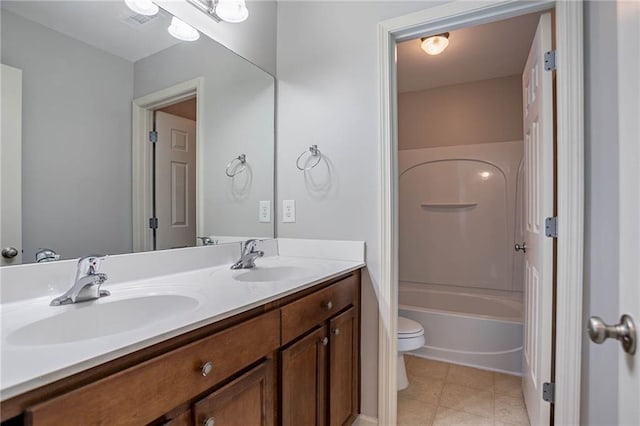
[
  {"left": 280, "top": 327, "right": 328, "bottom": 426},
  {"left": 193, "top": 359, "right": 275, "bottom": 426},
  {"left": 329, "top": 307, "right": 358, "bottom": 426}
]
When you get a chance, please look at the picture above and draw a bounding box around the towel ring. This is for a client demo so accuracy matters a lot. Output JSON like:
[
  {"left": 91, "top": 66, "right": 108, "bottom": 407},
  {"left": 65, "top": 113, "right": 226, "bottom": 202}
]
[
  {"left": 296, "top": 145, "right": 322, "bottom": 171},
  {"left": 225, "top": 154, "right": 247, "bottom": 177}
]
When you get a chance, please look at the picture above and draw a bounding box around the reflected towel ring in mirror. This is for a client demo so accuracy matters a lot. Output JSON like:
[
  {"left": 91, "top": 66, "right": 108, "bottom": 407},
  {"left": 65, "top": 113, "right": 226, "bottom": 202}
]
[
  {"left": 225, "top": 154, "right": 247, "bottom": 177},
  {"left": 296, "top": 145, "right": 322, "bottom": 171}
]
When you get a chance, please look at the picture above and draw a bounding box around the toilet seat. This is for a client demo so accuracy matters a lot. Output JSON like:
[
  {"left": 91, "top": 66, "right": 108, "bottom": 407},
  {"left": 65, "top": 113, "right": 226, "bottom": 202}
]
[
  {"left": 398, "top": 316, "right": 424, "bottom": 339},
  {"left": 397, "top": 316, "right": 425, "bottom": 353}
]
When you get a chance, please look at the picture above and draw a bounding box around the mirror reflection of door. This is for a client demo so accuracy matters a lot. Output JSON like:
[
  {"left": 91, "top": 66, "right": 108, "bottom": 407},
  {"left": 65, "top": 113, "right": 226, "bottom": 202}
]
[{"left": 154, "top": 103, "right": 197, "bottom": 250}]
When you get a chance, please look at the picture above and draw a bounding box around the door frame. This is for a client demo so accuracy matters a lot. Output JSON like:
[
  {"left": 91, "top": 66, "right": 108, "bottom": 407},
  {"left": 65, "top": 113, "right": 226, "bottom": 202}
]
[
  {"left": 617, "top": 0, "right": 640, "bottom": 422},
  {"left": 377, "top": 1, "right": 584, "bottom": 425},
  {"left": 132, "top": 77, "right": 204, "bottom": 252}
]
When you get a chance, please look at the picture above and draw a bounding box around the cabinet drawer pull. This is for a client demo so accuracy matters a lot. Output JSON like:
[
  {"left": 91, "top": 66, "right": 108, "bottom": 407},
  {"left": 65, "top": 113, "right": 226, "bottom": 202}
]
[
  {"left": 203, "top": 416, "right": 216, "bottom": 426},
  {"left": 322, "top": 301, "right": 333, "bottom": 311},
  {"left": 320, "top": 337, "right": 329, "bottom": 346},
  {"left": 201, "top": 361, "right": 214, "bottom": 377},
  {"left": 331, "top": 328, "right": 340, "bottom": 336}
]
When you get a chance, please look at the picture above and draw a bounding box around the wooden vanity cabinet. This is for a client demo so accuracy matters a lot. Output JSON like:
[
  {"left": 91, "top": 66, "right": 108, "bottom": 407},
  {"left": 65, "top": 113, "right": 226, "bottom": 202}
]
[
  {"left": 193, "top": 358, "right": 275, "bottom": 426},
  {"left": 280, "top": 327, "right": 328, "bottom": 426},
  {"left": 2, "top": 270, "right": 361, "bottom": 426},
  {"left": 279, "top": 273, "right": 361, "bottom": 426}
]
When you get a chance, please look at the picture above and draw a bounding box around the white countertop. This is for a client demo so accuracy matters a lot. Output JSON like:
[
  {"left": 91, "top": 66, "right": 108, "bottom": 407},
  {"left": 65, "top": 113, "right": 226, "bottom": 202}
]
[{"left": 0, "top": 250, "right": 364, "bottom": 401}]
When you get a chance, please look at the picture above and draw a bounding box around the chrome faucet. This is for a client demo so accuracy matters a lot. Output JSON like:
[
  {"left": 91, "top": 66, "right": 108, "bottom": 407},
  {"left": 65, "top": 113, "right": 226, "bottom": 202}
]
[
  {"left": 35, "top": 248, "right": 60, "bottom": 263},
  {"left": 197, "top": 236, "right": 218, "bottom": 246},
  {"left": 50, "top": 255, "right": 110, "bottom": 306},
  {"left": 230, "top": 240, "right": 264, "bottom": 269}
]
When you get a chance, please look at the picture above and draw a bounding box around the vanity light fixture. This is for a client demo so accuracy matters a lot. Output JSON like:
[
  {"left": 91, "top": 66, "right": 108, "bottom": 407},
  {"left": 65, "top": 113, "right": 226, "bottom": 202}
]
[
  {"left": 124, "top": 0, "right": 159, "bottom": 16},
  {"left": 168, "top": 16, "right": 200, "bottom": 41},
  {"left": 421, "top": 33, "right": 450, "bottom": 56},
  {"left": 186, "top": 0, "right": 249, "bottom": 24}
]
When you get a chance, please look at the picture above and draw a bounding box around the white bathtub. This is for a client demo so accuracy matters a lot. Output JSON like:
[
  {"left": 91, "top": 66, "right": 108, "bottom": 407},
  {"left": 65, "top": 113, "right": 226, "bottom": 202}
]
[{"left": 399, "top": 285, "right": 523, "bottom": 375}]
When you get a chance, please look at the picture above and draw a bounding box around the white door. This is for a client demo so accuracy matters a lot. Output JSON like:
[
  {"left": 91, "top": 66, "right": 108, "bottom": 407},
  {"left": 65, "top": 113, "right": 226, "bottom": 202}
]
[
  {"left": 1, "top": 64, "right": 23, "bottom": 266},
  {"left": 155, "top": 111, "right": 197, "bottom": 250},
  {"left": 617, "top": 0, "right": 639, "bottom": 422},
  {"left": 521, "top": 13, "right": 554, "bottom": 426}
]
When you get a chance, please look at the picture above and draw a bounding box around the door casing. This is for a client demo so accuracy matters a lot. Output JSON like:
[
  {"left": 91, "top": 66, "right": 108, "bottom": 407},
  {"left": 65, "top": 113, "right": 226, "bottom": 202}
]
[
  {"left": 132, "top": 77, "right": 204, "bottom": 253},
  {"left": 377, "top": 1, "right": 584, "bottom": 425}
]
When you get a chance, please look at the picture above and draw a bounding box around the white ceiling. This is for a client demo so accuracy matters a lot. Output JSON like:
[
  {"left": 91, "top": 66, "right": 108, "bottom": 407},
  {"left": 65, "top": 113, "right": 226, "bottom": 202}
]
[
  {"left": 397, "top": 12, "right": 542, "bottom": 93},
  {"left": 1, "top": 1, "right": 182, "bottom": 63}
]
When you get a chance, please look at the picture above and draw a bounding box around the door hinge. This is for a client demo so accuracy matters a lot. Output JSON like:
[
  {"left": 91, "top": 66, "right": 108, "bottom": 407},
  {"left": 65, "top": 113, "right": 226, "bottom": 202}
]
[
  {"left": 542, "top": 382, "right": 555, "bottom": 403},
  {"left": 545, "top": 216, "right": 558, "bottom": 238},
  {"left": 149, "top": 131, "right": 158, "bottom": 143},
  {"left": 149, "top": 217, "right": 158, "bottom": 229},
  {"left": 544, "top": 50, "right": 556, "bottom": 71}
]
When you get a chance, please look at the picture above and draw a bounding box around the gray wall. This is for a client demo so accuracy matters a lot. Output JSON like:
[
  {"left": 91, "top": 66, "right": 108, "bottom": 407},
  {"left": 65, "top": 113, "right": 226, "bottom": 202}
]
[
  {"left": 398, "top": 75, "right": 523, "bottom": 150},
  {"left": 1, "top": 10, "right": 134, "bottom": 262},
  {"left": 277, "top": 0, "right": 625, "bottom": 421},
  {"left": 276, "top": 1, "right": 441, "bottom": 417},
  {"left": 134, "top": 38, "right": 275, "bottom": 239},
  {"left": 582, "top": 1, "right": 620, "bottom": 424}
]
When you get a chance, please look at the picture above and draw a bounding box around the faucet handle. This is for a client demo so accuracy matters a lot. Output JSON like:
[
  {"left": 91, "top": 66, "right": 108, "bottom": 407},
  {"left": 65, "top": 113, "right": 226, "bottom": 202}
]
[
  {"left": 77, "top": 255, "right": 106, "bottom": 275},
  {"left": 243, "top": 239, "right": 259, "bottom": 252}
]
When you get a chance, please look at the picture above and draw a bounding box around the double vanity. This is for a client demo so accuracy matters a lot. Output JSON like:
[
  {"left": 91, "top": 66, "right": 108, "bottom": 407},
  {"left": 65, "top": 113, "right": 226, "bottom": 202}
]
[{"left": 0, "top": 239, "right": 365, "bottom": 425}]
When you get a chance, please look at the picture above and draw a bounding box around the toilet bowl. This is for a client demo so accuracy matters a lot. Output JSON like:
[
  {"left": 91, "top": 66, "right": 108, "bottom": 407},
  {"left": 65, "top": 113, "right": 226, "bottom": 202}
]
[{"left": 397, "top": 316, "right": 425, "bottom": 391}]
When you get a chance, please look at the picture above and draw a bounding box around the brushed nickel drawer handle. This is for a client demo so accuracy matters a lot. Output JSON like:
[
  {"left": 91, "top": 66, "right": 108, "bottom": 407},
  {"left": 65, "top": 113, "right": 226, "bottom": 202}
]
[
  {"left": 320, "top": 337, "right": 329, "bottom": 346},
  {"left": 201, "top": 361, "right": 214, "bottom": 377},
  {"left": 331, "top": 328, "right": 340, "bottom": 336},
  {"left": 322, "top": 301, "right": 333, "bottom": 311},
  {"left": 204, "top": 416, "right": 216, "bottom": 426}
]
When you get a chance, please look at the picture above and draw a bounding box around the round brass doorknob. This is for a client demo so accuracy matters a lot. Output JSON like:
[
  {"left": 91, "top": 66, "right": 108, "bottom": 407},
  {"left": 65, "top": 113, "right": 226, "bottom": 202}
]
[{"left": 1, "top": 247, "right": 18, "bottom": 258}]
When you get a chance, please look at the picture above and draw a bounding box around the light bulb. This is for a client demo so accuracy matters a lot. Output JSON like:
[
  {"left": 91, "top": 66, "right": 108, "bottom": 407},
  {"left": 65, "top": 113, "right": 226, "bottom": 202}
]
[
  {"left": 421, "top": 33, "right": 450, "bottom": 56},
  {"left": 124, "top": 0, "right": 159, "bottom": 16},
  {"left": 215, "top": 0, "right": 249, "bottom": 23},
  {"left": 168, "top": 17, "right": 200, "bottom": 41}
]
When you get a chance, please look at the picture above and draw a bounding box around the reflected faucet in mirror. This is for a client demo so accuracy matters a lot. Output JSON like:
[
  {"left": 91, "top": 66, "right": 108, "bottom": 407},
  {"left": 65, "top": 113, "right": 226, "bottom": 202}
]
[
  {"left": 197, "top": 237, "right": 218, "bottom": 246},
  {"left": 231, "top": 240, "right": 264, "bottom": 269},
  {"left": 50, "top": 255, "right": 110, "bottom": 306},
  {"left": 35, "top": 248, "right": 60, "bottom": 263}
]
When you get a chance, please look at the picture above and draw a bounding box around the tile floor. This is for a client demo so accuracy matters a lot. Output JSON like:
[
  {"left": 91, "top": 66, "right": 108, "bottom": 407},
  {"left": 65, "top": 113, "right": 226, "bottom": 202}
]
[{"left": 397, "top": 355, "right": 530, "bottom": 426}]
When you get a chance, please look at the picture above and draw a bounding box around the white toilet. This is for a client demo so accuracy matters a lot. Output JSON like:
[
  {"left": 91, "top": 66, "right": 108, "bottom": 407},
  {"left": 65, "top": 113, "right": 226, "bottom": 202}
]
[{"left": 397, "top": 316, "right": 425, "bottom": 391}]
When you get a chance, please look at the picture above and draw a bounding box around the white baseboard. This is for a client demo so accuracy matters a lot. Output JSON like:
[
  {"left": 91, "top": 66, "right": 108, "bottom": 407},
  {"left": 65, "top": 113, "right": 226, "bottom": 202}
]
[{"left": 353, "top": 414, "right": 378, "bottom": 426}]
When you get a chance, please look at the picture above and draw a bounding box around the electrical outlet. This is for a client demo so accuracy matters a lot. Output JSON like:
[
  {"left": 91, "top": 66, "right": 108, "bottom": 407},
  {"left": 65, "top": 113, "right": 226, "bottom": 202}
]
[
  {"left": 259, "top": 201, "right": 271, "bottom": 223},
  {"left": 283, "top": 200, "right": 296, "bottom": 223}
]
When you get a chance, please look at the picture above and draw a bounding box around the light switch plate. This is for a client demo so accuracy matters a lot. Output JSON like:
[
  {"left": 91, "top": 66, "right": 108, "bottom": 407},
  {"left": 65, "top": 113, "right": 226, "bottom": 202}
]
[
  {"left": 259, "top": 201, "right": 271, "bottom": 223},
  {"left": 283, "top": 200, "right": 296, "bottom": 223}
]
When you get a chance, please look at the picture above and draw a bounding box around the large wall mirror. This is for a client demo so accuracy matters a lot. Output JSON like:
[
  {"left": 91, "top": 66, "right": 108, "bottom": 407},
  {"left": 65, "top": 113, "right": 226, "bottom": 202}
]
[{"left": 0, "top": 1, "right": 275, "bottom": 265}]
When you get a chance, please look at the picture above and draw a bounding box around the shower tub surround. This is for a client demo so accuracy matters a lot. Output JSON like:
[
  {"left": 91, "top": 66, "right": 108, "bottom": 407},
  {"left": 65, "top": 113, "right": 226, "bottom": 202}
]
[
  {"left": 0, "top": 238, "right": 364, "bottom": 401},
  {"left": 398, "top": 141, "right": 524, "bottom": 374}
]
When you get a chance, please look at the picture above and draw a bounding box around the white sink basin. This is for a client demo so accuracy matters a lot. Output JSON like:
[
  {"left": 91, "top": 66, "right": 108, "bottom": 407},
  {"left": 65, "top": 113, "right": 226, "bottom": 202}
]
[
  {"left": 232, "top": 266, "right": 311, "bottom": 283},
  {"left": 7, "top": 294, "right": 199, "bottom": 346}
]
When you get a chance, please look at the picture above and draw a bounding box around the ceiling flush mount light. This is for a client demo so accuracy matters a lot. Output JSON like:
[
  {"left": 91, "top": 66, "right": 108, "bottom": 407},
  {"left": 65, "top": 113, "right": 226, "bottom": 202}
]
[
  {"left": 124, "top": 0, "right": 159, "bottom": 16},
  {"left": 214, "top": 0, "right": 249, "bottom": 23},
  {"left": 168, "top": 16, "right": 200, "bottom": 41},
  {"left": 421, "top": 33, "right": 450, "bottom": 56},
  {"left": 186, "top": 0, "right": 248, "bottom": 24}
]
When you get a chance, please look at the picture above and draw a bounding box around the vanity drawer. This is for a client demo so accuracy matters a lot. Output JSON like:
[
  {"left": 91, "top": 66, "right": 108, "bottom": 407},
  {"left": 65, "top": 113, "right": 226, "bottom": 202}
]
[
  {"left": 281, "top": 273, "right": 358, "bottom": 344},
  {"left": 26, "top": 310, "right": 280, "bottom": 426}
]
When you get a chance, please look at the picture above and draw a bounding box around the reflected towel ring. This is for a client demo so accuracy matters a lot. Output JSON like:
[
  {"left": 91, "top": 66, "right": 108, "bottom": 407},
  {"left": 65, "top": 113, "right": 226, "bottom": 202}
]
[
  {"left": 296, "top": 145, "right": 322, "bottom": 171},
  {"left": 225, "top": 154, "right": 247, "bottom": 177}
]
